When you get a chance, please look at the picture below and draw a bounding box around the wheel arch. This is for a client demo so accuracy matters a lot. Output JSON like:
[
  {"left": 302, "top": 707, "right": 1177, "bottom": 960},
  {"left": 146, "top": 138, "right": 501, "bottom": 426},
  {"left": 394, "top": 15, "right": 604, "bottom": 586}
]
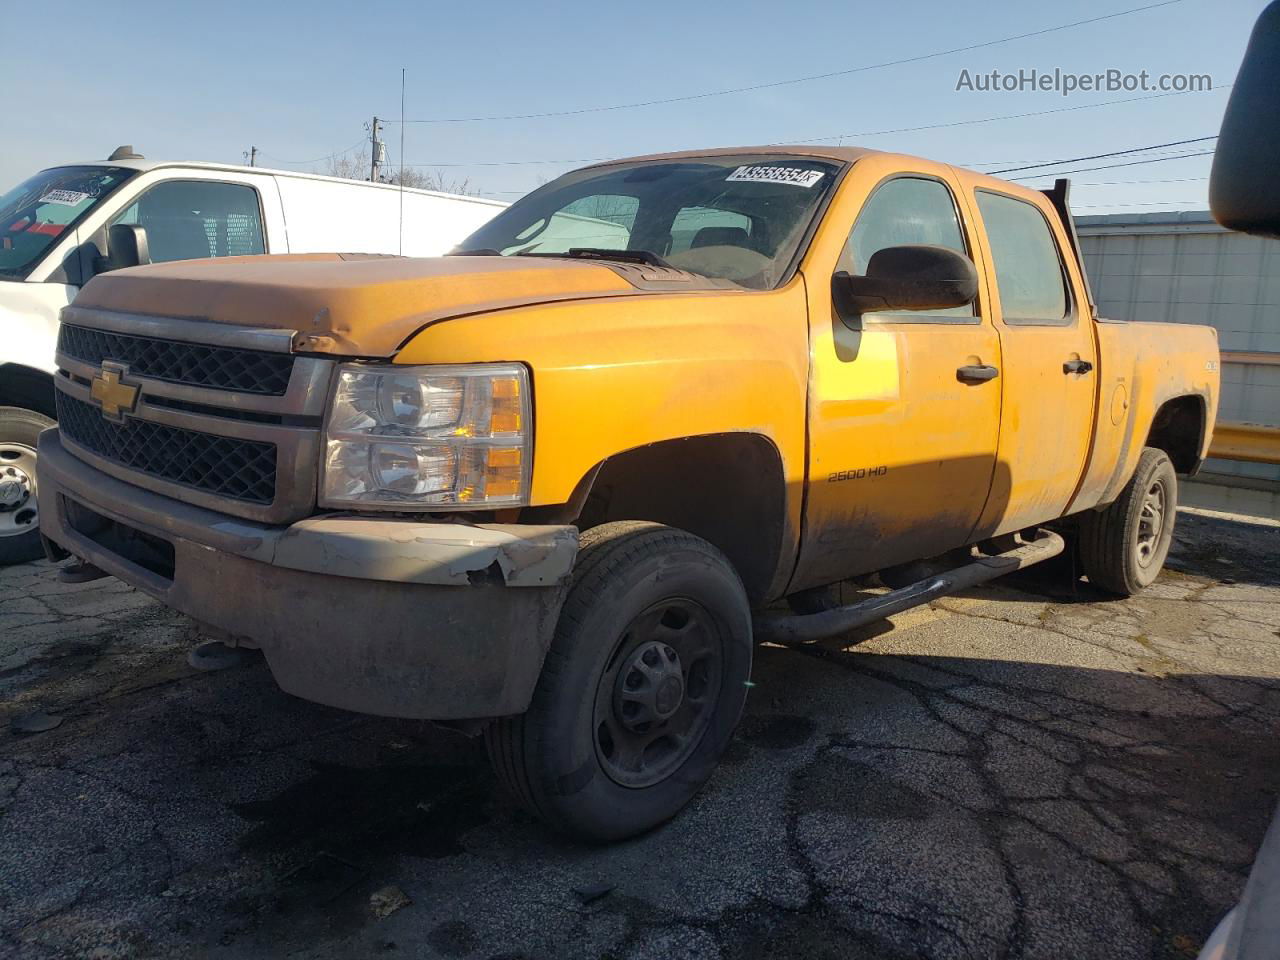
[
  {"left": 524, "top": 432, "right": 789, "bottom": 605},
  {"left": 0, "top": 364, "right": 57, "bottom": 420},
  {"left": 1146, "top": 394, "right": 1208, "bottom": 475}
]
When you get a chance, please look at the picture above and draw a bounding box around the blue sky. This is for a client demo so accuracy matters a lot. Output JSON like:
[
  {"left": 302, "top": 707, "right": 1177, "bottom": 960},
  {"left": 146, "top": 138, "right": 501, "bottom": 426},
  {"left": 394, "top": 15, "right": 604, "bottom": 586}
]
[{"left": 3, "top": 0, "right": 1265, "bottom": 212}]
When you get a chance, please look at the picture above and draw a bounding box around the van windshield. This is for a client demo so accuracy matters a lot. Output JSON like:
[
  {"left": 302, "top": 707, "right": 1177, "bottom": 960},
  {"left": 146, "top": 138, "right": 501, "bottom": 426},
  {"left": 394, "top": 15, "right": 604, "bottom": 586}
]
[
  {"left": 455, "top": 155, "right": 843, "bottom": 290},
  {"left": 0, "top": 166, "right": 136, "bottom": 280}
]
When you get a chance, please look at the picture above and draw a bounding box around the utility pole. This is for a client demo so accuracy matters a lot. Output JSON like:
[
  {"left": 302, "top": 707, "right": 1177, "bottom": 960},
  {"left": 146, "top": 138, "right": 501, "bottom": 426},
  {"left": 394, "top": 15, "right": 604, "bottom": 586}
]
[
  {"left": 369, "top": 117, "right": 384, "bottom": 182},
  {"left": 249, "top": 146, "right": 257, "bottom": 167}
]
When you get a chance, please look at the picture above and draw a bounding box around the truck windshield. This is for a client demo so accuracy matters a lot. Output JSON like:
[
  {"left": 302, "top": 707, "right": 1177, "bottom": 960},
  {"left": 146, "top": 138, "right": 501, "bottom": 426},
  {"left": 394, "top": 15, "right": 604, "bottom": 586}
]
[
  {"left": 0, "top": 166, "right": 136, "bottom": 280},
  {"left": 456, "top": 155, "right": 843, "bottom": 290}
]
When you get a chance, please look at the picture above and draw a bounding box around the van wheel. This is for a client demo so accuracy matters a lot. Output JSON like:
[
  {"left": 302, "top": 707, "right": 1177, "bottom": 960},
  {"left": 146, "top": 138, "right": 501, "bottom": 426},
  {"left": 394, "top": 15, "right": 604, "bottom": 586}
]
[
  {"left": 485, "top": 521, "right": 752, "bottom": 842},
  {"left": 0, "top": 407, "right": 53, "bottom": 566},
  {"left": 1079, "top": 447, "right": 1177, "bottom": 597}
]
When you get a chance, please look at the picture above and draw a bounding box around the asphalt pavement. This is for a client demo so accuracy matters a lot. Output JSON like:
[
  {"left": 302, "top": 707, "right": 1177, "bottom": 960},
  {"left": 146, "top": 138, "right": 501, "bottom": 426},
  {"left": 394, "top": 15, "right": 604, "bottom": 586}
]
[{"left": 2, "top": 507, "right": 1278, "bottom": 960}]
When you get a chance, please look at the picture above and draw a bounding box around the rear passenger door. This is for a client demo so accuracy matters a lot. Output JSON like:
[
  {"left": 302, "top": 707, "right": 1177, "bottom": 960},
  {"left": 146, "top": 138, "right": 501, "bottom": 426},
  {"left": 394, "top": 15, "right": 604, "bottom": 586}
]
[{"left": 968, "top": 188, "right": 1099, "bottom": 537}]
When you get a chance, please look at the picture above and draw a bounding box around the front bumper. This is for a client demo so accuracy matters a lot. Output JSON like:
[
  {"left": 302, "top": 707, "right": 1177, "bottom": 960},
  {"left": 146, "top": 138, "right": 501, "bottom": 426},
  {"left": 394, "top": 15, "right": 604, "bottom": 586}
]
[{"left": 37, "top": 430, "right": 578, "bottom": 720}]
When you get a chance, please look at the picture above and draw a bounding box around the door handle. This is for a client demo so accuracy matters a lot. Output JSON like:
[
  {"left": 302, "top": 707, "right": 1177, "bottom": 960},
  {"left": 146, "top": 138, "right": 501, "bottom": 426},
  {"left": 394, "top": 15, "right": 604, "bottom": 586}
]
[
  {"left": 956, "top": 364, "right": 999, "bottom": 384},
  {"left": 1063, "top": 359, "right": 1094, "bottom": 375}
]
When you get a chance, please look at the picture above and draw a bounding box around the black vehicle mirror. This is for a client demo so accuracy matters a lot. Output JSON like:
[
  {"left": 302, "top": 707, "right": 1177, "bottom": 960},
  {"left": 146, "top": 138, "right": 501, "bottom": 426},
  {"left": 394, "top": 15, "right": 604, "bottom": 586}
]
[
  {"left": 1210, "top": 0, "right": 1280, "bottom": 237},
  {"left": 833, "top": 244, "right": 978, "bottom": 317},
  {"left": 94, "top": 224, "right": 152, "bottom": 273}
]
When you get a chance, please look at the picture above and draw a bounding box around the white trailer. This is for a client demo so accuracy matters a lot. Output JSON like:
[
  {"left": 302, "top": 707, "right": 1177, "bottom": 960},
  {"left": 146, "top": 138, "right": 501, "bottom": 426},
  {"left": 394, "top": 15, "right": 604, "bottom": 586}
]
[{"left": 0, "top": 147, "right": 506, "bottom": 562}]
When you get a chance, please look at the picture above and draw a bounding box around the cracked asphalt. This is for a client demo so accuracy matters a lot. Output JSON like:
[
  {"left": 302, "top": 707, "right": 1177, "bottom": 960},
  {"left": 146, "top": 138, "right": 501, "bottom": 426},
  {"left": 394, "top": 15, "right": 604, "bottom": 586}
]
[{"left": 2, "top": 507, "right": 1279, "bottom": 960}]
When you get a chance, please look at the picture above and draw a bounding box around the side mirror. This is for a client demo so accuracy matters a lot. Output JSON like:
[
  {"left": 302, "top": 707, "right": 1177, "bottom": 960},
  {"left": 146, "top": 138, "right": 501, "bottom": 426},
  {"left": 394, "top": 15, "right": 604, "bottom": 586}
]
[
  {"left": 95, "top": 224, "right": 152, "bottom": 274},
  {"left": 1210, "top": 0, "right": 1280, "bottom": 237},
  {"left": 833, "top": 244, "right": 978, "bottom": 317}
]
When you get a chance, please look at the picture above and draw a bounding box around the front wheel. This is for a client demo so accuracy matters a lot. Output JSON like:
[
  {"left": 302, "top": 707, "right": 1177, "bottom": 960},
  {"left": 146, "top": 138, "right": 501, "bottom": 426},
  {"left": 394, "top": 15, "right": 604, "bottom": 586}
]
[
  {"left": 485, "top": 521, "right": 753, "bottom": 842},
  {"left": 1079, "top": 446, "right": 1177, "bottom": 596},
  {"left": 0, "top": 406, "right": 54, "bottom": 566}
]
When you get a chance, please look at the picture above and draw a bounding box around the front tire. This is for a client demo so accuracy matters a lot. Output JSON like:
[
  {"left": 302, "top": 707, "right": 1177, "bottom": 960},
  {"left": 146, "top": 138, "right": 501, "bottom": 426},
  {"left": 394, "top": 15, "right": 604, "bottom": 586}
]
[
  {"left": 0, "top": 406, "right": 54, "bottom": 566},
  {"left": 486, "top": 521, "right": 752, "bottom": 842},
  {"left": 1079, "top": 446, "right": 1177, "bottom": 597}
]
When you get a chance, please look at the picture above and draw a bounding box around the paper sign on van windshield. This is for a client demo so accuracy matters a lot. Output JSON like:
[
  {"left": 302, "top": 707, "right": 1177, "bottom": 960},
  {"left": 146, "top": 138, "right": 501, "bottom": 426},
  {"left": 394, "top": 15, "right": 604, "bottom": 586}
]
[
  {"left": 39, "top": 189, "right": 92, "bottom": 207},
  {"left": 726, "top": 165, "right": 825, "bottom": 188}
]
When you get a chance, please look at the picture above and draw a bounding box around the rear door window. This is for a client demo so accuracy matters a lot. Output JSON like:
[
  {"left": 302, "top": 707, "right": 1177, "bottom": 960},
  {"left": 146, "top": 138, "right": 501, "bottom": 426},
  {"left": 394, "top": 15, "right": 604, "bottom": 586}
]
[
  {"left": 975, "top": 191, "right": 1070, "bottom": 324},
  {"left": 112, "top": 180, "right": 265, "bottom": 263}
]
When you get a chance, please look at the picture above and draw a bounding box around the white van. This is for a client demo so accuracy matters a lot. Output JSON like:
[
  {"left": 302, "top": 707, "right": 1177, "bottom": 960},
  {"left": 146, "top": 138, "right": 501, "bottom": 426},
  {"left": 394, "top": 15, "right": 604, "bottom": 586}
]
[{"left": 0, "top": 147, "right": 506, "bottom": 562}]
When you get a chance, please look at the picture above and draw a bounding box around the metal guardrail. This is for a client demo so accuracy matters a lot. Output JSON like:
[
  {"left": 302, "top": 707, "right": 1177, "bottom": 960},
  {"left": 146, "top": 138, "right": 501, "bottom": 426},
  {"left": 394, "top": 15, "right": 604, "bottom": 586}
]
[
  {"left": 1222, "top": 351, "right": 1280, "bottom": 367},
  {"left": 1209, "top": 421, "right": 1280, "bottom": 465},
  {"left": 1211, "top": 353, "right": 1279, "bottom": 464}
]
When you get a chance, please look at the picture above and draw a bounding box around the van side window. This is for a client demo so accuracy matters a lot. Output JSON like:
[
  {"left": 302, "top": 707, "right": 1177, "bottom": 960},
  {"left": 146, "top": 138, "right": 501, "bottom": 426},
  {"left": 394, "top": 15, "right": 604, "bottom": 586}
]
[
  {"left": 975, "top": 191, "right": 1070, "bottom": 324},
  {"left": 112, "top": 180, "right": 265, "bottom": 263},
  {"left": 840, "top": 177, "right": 974, "bottom": 318},
  {"left": 502, "top": 194, "right": 638, "bottom": 255}
]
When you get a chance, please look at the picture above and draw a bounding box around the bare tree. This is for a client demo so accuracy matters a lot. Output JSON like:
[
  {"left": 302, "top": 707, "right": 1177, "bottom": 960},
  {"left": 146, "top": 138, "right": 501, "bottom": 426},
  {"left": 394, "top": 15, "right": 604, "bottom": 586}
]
[
  {"left": 322, "top": 153, "right": 369, "bottom": 182},
  {"left": 320, "top": 153, "right": 478, "bottom": 196}
]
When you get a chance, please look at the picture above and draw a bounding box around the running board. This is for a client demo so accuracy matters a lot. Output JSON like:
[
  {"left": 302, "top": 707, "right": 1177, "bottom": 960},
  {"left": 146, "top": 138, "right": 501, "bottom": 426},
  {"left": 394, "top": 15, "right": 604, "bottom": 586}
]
[{"left": 754, "top": 529, "right": 1066, "bottom": 644}]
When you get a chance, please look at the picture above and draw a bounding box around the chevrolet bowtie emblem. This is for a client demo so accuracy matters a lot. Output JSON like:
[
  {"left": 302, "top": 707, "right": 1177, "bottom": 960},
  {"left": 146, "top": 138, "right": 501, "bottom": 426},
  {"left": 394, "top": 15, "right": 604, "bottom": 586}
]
[{"left": 90, "top": 362, "right": 140, "bottom": 421}]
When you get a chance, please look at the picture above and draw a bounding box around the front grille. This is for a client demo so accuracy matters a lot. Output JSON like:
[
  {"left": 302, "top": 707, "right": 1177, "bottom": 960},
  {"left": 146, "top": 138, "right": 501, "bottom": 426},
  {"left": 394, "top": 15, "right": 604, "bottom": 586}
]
[
  {"left": 58, "top": 323, "right": 294, "bottom": 396},
  {"left": 56, "top": 392, "right": 277, "bottom": 505}
]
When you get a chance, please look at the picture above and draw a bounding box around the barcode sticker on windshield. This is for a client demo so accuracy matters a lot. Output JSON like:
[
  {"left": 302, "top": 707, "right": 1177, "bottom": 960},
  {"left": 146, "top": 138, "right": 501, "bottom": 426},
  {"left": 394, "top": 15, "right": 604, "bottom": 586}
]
[
  {"left": 39, "top": 189, "right": 91, "bottom": 207},
  {"left": 726, "top": 165, "right": 825, "bottom": 188}
]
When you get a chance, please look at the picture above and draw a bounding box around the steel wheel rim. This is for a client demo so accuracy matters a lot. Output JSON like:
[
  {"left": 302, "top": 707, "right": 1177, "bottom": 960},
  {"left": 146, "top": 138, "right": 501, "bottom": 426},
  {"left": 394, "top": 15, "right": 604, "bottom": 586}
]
[
  {"left": 0, "top": 443, "right": 38, "bottom": 539},
  {"left": 593, "top": 598, "right": 724, "bottom": 789},
  {"left": 1135, "top": 477, "right": 1167, "bottom": 568}
]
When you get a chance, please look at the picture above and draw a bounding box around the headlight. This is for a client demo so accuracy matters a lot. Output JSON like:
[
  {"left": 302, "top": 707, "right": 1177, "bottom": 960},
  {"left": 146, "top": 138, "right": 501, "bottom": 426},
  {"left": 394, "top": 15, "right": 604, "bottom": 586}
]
[{"left": 320, "top": 363, "right": 531, "bottom": 509}]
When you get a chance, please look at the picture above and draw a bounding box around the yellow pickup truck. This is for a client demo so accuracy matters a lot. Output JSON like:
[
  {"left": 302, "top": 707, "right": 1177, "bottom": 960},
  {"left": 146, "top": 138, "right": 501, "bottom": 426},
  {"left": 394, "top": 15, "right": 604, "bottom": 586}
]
[{"left": 36, "top": 146, "right": 1219, "bottom": 840}]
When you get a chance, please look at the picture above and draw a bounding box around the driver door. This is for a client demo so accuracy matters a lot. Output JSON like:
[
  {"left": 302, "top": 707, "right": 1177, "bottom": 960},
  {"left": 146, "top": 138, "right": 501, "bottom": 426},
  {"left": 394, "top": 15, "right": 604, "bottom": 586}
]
[{"left": 792, "top": 163, "right": 1003, "bottom": 592}]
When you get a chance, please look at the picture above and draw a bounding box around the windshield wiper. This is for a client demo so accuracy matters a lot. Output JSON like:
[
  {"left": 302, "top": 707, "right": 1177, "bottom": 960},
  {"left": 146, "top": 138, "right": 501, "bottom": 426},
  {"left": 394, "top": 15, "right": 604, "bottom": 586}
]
[
  {"left": 518, "top": 247, "right": 673, "bottom": 268},
  {"left": 447, "top": 247, "right": 501, "bottom": 256}
]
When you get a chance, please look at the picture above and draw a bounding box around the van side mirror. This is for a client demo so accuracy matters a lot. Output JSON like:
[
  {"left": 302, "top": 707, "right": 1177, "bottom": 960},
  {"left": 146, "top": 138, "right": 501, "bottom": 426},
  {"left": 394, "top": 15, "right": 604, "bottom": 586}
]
[
  {"left": 94, "top": 224, "right": 152, "bottom": 274},
  {"left": 833, "top": 244, "right": 978, "bottom": 317},
  {"left": 1210, "top": 0, "right": 1280, "bottom": 237}
]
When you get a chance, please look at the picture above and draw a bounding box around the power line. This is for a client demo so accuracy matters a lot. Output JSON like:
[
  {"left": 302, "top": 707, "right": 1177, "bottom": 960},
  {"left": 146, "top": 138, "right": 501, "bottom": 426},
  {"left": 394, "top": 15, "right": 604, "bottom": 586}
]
[
  {"left": 391, "top": 0, "right": 1184, "bottom": 124},
  {"left": 1069, "top": 176, "right": 1208, "bottom": 186},
  {"left": 401, "top": 156, "right": 613, "bottom": 168},
  {"left": 1009, "top": 149, "right": 1215, "bottom": 180},
  {"left": 796, "top": 85, "right": 1228, "bottom": 147},
  {"left": 257, "top": 136, "right": 368, "bottom": 166},
  {"left": 393, "top": 84, "right": 1227, "bottom": 171},
  {"left": 1072, "top": 200, "right": 1205, "bottom": 208},
  {"left": 987, "top": 136, "right": 1217, "bottom": 174}
]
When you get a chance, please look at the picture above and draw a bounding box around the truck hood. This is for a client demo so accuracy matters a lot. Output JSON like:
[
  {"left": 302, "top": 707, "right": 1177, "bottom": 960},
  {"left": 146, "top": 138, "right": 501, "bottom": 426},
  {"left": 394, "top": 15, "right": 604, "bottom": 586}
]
[{"left": 71, "top": 253, "right": 725, "bottom": 356}]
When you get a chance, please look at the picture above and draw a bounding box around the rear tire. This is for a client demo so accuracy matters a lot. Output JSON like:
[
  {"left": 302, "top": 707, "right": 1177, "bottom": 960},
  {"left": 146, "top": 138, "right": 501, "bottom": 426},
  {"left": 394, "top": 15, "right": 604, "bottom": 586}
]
[
  {"left": 0, "top": 406, "right": 54, "bottom": 566},
  {"left": 1079, "top": 447, "right": 1177, "bottom": 597},
  {"left": 485, "top": 521, "right": 752, "bottom": 842}
]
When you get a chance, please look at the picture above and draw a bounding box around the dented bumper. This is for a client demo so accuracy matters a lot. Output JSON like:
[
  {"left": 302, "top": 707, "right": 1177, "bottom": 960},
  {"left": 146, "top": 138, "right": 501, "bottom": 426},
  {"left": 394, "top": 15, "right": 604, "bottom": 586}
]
[{"left": 37, "top": 430, "right": 577, "bottom": 719}]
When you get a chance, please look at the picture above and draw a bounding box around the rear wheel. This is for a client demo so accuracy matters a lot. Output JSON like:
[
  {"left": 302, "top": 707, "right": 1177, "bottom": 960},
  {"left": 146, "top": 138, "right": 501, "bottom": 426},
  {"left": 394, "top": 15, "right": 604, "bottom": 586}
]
[
  {"left": 1079, "top": 446, "right": 1177, "bottom": 596},
  {"left": 485, "top": 521, "right": 752, "bottom": 841},
  {"left": 0, "top": 407, "right": 54, "bottom": 566}
]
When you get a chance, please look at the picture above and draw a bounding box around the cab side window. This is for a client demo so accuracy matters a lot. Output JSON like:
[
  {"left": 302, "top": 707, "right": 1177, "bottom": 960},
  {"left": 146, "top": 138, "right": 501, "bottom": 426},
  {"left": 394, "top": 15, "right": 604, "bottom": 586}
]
[
  {"left": 839, "top": 176, "right": 974, "bottom": 318},
  {"left": 975, "top": 191, "right": 1070, "bottom": 324},
  {"left": 667, "top": 206, "right": 754, "bottom": 254},
  {"left": 112, "top": 180, "right": 265, "bottom": 264}
]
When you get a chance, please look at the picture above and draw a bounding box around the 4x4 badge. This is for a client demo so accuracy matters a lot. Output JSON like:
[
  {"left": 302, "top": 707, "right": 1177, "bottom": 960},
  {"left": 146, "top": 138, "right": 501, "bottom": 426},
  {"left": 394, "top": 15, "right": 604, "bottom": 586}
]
[{"left": 90, "top": 361, "right": 140, "bottom": 422}]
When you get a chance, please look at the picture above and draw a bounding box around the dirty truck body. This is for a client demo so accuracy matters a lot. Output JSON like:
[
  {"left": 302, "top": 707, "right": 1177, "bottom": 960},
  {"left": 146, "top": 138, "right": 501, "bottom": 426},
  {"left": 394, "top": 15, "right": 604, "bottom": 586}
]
[{"left": 38, "top": 146, "right": 1219, "bottom": 840}]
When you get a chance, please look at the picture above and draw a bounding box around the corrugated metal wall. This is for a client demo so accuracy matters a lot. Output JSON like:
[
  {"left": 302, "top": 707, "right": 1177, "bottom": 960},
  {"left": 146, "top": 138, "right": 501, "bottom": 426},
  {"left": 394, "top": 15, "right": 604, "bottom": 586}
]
[{"left": 1076, "top": 211, "right": 1280, "bottom": 489}]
